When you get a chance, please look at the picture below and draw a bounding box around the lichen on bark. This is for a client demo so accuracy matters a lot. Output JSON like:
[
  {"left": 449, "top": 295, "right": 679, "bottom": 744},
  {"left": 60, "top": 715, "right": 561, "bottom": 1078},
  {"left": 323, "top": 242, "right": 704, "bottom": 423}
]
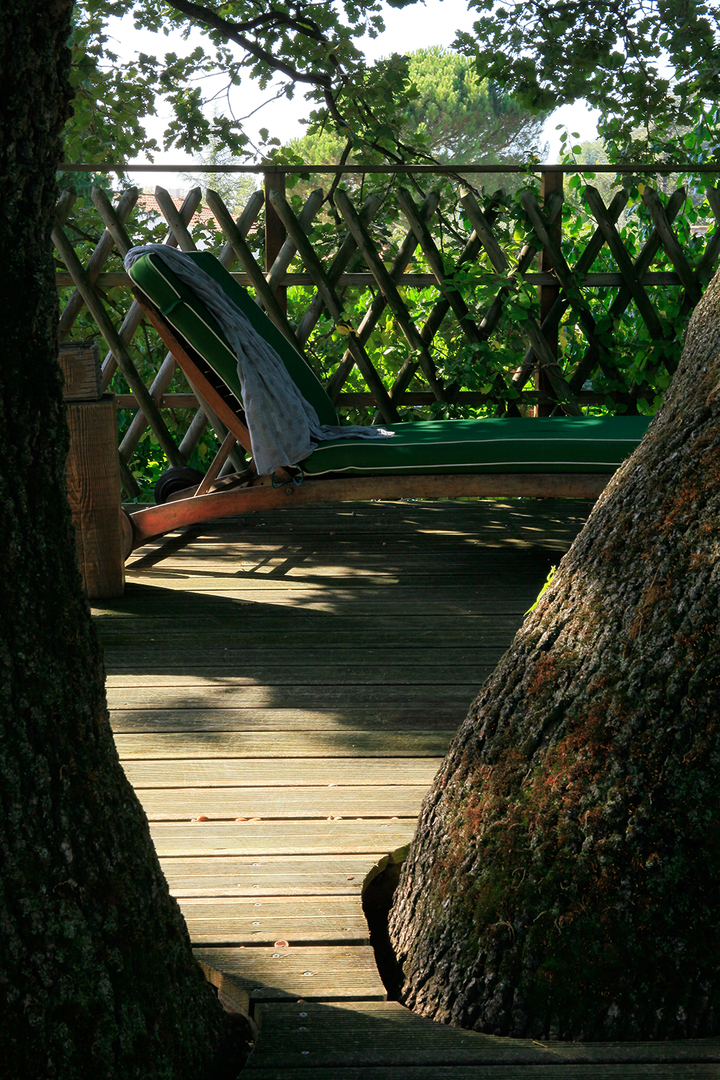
[{"left": 387, "top": 267, "right": 720, "bottom": 1041}]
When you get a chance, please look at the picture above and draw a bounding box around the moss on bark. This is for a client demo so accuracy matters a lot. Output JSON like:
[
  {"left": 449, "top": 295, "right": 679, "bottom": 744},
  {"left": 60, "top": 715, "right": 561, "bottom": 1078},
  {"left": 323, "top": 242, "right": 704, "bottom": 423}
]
[{"left": 388, "top": 267, "right": 720, "bottom": 1041}]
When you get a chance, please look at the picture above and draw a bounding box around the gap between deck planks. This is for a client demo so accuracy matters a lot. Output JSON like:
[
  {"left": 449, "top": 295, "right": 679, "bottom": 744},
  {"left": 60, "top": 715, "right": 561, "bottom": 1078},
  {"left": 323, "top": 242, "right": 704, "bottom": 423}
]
[{"left": 93, "top": 499, "right": 720, "bottom": 1074}]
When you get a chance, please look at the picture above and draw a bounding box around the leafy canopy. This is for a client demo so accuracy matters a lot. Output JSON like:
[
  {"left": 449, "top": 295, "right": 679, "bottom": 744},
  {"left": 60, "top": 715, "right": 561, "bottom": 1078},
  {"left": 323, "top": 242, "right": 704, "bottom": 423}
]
[
  {"left": 456, "top": 0, "right": 720, "bottom": 159},
  {"left": 67, "top": 0, "right": 720, "bottom": 167},
  {"left": 68, "top": 0, "right": 425, "bottom": 163}
]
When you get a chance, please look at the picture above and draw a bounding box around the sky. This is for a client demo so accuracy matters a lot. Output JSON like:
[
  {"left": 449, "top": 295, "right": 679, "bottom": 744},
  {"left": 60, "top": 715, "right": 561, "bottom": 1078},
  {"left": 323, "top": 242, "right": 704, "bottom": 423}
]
[{"left": 103, "top": 0, "right": 599, "bottom": 189}]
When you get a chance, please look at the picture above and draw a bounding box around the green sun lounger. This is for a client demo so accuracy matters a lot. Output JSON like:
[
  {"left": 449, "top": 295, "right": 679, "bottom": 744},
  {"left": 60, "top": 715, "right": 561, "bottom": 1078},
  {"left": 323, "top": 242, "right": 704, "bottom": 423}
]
[{"left": 124, "top": 249, "right": 651, "bottom": 553}]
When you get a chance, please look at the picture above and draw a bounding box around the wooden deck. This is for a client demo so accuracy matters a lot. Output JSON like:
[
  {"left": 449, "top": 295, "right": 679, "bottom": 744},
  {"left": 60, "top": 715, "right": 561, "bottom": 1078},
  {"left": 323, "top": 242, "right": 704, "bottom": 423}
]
[{"left": 94, "top": 498, "right": 720, "bottom": 1077}]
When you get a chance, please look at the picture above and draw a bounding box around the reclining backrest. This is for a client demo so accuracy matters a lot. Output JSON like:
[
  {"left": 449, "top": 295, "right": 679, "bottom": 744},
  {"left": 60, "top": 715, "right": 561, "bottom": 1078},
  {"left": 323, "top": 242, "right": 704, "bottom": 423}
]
[{"left": 129, "top": 250, "right": 340, "bottom": 427}]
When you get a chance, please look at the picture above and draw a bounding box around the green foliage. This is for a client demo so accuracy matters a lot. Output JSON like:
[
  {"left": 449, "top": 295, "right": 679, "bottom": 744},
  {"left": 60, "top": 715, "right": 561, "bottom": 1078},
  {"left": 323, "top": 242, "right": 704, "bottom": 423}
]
[
  {"left": 66, "top": 1, "right": 162, "bottom": 162},
  {"left": 456, "top": 0, "right": 720, "bottom": 161},
  {"left": 402, "top": 47, "right": 547, "bottom": 162},
  {"left": 278, "top": 46, "right": 547, "bottom": 167}
]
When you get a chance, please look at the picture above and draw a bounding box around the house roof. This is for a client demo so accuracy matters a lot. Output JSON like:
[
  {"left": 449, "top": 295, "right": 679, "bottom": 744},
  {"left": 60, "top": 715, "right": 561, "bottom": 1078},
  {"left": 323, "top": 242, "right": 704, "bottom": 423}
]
[{"left": 136, "top": 192, "right": 217, "bottom": 228}]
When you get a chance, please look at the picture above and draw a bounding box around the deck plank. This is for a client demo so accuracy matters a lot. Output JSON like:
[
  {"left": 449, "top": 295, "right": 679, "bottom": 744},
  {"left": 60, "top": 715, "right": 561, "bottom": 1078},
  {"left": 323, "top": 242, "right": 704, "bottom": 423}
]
[
  {"left": 122, "top": 757, "right": 442, "bottom": 788},
  {"left": 242, "top": 1001, "right": 720, "bottom": 1071},
  {"left": 161, "top": 854, "right": 371, "bottom": 896},
  {"left": 114, "top": 730, "right": 452, "bottom": 758},
  {"left": 110, "top": 708, "right": 464, "bottom": 733},
  {"left": 241, "top": 1065, "right": 720, "bottom": 1078},
  {"left": 107, "top": 684, "right": 484, "bottom": 709},
  {"left": 178, "top": 895, "right": 369, "bottom": 945},
  {"left": 148, "top": 819, "right": 418, "bottom": 857},
  {"left": 136, "top": 785, "right": 429, "bottom": 820},
  {"left": 193, "top": 944, "right": 387, "bottom": 1002}
]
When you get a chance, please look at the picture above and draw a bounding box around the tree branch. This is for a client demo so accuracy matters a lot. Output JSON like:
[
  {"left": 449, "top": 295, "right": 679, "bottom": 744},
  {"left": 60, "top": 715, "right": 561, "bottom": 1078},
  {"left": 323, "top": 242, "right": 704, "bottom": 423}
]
[{"left": 163, "top": 0, "right": 333, "bottom": 89}]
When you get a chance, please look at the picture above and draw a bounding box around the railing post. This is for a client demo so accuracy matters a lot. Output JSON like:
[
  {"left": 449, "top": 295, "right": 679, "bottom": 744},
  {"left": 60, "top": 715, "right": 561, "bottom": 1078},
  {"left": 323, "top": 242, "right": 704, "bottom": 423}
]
[
  {"left": 264, "top": 169, "right": 287, "bottom": 314},
  {"left": 536, "top": 167, "right": 563, "bottom": 415}
]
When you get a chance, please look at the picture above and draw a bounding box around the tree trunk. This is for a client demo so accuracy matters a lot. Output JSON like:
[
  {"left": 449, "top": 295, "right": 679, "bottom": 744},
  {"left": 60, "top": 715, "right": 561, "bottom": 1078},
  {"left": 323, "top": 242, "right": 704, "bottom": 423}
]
[
  {"left": 388, "top": 268, "right": 720, "bottom": 1041},
  {"left": 0, "top": 4, "right": 239, "bottom": 1076}
]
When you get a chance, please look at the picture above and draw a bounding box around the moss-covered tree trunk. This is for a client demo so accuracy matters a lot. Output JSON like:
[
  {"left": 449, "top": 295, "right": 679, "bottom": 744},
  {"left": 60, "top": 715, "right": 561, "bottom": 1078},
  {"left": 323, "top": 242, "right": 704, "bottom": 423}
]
[
  {"left": 0, "top": 4, "right": 239, "bottom": 1077},
  {"left": 388, "top": 269, "right": 720, "bottom": 1041}
]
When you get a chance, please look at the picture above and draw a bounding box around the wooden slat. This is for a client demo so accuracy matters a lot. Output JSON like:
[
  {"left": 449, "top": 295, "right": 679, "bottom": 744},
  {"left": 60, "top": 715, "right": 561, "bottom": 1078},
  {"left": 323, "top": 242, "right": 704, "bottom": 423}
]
[
  {"left": 106, "top": 664, "right": 495, "bottom": 686},
  {"left": 397, "top": 186, "right": 484, "bottom": 348},
  {"left": 460, "top": 187, "right": 566, "bottom": 401},
  {"left": 57, "top": 185, "right": 139, "bottom": 340},
  {"left": 104, "top": 641, "right": 517, "bottom": 663},
  {"left": 583, "top": 185, "right": 666, "bottom": 341},
  {"left": 641, "top": 186, "right": 701, "bottom": 304},
  {"left": 102, "top": 628, "right": 524, "bottom": 650},
  {"left": 52, "top": 221, "right": 184, "bottom": 466},
  {"left": 148, "top": 819, "right": 417, "bottom": 857},
  {"left": 241, "top": 1067, "right": 720, "bottom": 1079},
  {"left": 178, "top": 895, "right": 369, "bottom": 944},
  {"left": 521, "top": 188, "right": 615, "bottom": 401},
  {"left": 97, "top": 613, "right": 551, "bottom": 635},
  {"left": 332, "top": 191, "right": 442, "bottom": 405},
  {"left": 160, "top": 853, "right": 371, "bottom": 897},
  {"left": 110, "top": 710, "right": 462, "bottom": 735},
  {"left": 205, "top": 187, "right": 300, "bottom": 343},
  {"left": 104, "top": 590, "right": 541, "bottom": 616},
  {"left": 114, "top": 730, "right": 451, "bottom": 758},
  {"left": 107, "top": 684, "right": 483, "bottom": 709},
  {"left": 121, "top": 558, "right": 552, "bottom": 581},
  {"left": 118, "top": 571, "right": 550, "bottom": 592},
  {"left": 109, "top": 709, "right": 464, "bottom": 733},
  {"left": 123, "top": 757, "right": 442, "bottom": 788},
  {"left": 119, "top": 496, "right": 594, "bottom": 535},
  {"left": 193, "top": 945, "right": 387, "bottom": 1001},
  {"left": 137, "top": 785, "right": 428, "bottom": 820},
  {"left": 696, "top": 186, "right": 720, "bottom": 281},
  {"left": 118, "top": 563, "right": 554, "bottom": 584}
]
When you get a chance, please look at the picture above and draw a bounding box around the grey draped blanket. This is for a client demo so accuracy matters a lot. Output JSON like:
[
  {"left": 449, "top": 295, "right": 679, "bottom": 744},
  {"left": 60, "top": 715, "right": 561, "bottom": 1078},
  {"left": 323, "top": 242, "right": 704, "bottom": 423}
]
[{"left": 124, "top": 245, "right": 393, "bottom": 476}]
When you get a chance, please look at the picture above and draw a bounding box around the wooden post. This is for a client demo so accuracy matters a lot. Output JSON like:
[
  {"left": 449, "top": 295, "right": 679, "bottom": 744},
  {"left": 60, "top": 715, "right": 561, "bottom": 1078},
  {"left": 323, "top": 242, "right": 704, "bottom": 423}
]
[
  {"left": 61, "top": 344, "right": 125, "bottom": 598},
  {"left": 264, "top": 170, "right": 288, "bottom": 314},
  {"left": 536, "top": 168, "right": 563, "bottom": 416}
]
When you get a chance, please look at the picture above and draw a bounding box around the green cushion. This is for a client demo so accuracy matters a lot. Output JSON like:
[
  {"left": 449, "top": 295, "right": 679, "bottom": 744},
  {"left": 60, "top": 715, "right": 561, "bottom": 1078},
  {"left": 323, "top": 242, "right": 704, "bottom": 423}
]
[
  {"left": 300, "top": 416, "right": 652, "bottom": 475},
  {"left": 127, "top": 250, "right": 339, "bottom": 427}
]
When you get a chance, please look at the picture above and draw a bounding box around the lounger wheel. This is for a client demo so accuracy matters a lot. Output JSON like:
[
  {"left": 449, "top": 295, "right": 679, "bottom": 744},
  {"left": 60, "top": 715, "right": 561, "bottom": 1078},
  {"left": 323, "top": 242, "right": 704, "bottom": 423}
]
[{"left": 154, "top": 466, "right": 205, "bottom": 504}]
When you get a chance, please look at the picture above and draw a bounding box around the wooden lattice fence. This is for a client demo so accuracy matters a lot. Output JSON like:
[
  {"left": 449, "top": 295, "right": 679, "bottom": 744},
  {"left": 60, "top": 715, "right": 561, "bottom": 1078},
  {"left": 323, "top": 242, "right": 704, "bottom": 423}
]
[{"left": 54, "top": 166, "right": 720, "bottom": 498}]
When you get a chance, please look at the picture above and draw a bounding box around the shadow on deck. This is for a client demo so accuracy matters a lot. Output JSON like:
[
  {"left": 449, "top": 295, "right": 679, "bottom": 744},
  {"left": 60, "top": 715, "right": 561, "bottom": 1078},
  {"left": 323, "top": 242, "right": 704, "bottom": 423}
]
[{"left": 94, "top": 499, "right": 719, "bottom": 1076}]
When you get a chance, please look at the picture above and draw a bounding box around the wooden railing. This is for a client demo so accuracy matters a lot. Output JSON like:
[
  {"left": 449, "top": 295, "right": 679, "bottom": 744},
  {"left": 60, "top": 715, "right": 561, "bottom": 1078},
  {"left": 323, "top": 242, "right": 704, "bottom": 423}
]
[{"left": 54, "top": 163, "right": 720, "bottom": 497}]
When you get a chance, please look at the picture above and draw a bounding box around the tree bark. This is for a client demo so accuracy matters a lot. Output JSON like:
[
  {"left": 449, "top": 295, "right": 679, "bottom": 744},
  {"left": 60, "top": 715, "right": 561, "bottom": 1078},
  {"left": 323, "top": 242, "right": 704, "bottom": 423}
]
[
  {"left": 388, "top": 268, "right": 720, "bottom": 1041},
  {"left": 0, "top": 4, "right": 239, "bottom": 1076}
]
